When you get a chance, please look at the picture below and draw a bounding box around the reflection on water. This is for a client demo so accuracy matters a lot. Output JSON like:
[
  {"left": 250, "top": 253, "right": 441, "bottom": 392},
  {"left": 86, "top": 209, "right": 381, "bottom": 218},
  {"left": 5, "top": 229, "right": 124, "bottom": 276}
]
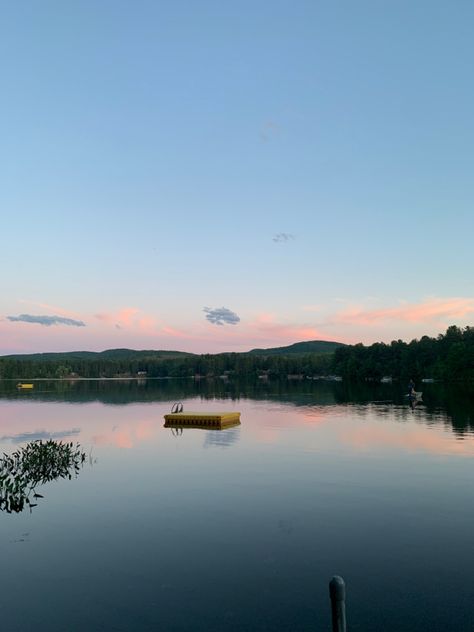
[
  {"left": 165, "top": 424, "right": 241, "bottom": 448},
  {"left": 1, "top": 428, "right": 81, "bottom": 443},
  {"left": 0, "top": 379, "right": 474, "bottom": 631},
  {"left": 203, "top": 426, "right": 241, "bottom": 448},
  {"left": 2, "top": 377, "right": 474, "bottom": 436},
  {"left": 164, "top": 422, "right": 241, "bottom": 450}
]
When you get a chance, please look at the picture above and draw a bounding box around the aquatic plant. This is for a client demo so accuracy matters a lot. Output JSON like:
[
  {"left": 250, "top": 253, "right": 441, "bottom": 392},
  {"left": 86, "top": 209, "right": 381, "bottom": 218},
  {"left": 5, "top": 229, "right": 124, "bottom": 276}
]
[{"left": 0, "top": 440, "right": 86, "bottom": 513}]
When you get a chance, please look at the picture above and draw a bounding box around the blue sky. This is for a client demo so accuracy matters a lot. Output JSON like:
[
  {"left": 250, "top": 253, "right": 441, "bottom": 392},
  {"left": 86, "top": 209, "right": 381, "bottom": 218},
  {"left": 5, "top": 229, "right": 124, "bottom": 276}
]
[{"left": 1, "top": 1, "right": 474, "bottom": 354}]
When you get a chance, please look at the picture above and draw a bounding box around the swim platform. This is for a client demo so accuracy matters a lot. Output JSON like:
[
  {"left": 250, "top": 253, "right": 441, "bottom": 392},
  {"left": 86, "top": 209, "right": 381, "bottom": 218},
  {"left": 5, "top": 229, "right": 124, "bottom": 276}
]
[{"left": 164, "top": 411, "right": 241, "bottom": 429}]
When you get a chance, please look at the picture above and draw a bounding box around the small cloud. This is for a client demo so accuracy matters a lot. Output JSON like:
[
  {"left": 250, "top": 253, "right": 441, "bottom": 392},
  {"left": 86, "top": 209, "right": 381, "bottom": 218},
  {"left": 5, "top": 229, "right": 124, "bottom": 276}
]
[
  {"left": 272, "top": 233, "right": 295, "bottom": 243},
  {"left": 203, "top": 307, "right": 241, "bottom": 326},
  {"left": 6, "top": 314, "right": 85, "bottom": 327}
]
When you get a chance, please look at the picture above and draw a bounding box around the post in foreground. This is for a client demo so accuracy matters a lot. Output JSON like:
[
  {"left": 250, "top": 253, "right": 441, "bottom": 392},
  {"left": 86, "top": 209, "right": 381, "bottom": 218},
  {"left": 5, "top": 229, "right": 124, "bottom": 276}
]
[{"left": 329, "top": 576, "right": 346, "bottom": 632}]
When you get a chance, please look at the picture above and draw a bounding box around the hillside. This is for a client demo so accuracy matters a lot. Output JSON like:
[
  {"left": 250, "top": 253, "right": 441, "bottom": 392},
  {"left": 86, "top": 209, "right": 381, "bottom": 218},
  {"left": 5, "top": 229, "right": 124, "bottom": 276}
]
[
  {"left": 248, "top": 340, "right": 345, "bottom": 356},
  {"left": 2, "top": 341, "right": 345, "bottom": 362},
  {"left": 2, "top": 348, "right": 196, "bottom": 362},
  {"left": 0, "top": 341, "right": 343, "bottom": 380}
]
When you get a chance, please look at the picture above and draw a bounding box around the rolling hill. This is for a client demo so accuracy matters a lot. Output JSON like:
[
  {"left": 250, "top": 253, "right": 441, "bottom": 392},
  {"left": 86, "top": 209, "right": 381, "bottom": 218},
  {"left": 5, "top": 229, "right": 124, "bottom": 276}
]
[
  {"left": 247, "top": 340, "right": 345, "bottom": 356},
  {"left": 1, "top": 348, "right": 196, "bottom": 362},
  {"left": 1, "top": 341, "right": 345, "bottom": 362}
]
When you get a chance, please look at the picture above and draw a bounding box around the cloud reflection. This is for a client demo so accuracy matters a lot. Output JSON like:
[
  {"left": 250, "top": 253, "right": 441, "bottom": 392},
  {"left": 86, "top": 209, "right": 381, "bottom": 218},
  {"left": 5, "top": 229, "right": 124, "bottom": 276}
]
[
  {"left": 338, "top": 419, "right": 474, "bottom": 457},
  {"left": 92, "top": 418, "right": 158, "bottom": 449},
  {"left": 1, "top": 428, "right": 81, "bottom": 443},
  {"left": 203, "top": 427, "right": 240, "bottom": 448}
]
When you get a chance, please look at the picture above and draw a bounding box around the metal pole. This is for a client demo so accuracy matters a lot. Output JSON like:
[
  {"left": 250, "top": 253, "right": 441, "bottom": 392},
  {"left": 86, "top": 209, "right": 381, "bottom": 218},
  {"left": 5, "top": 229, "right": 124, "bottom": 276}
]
[{"left": 329, "top": 576, "right": 346, "bottom": 632}]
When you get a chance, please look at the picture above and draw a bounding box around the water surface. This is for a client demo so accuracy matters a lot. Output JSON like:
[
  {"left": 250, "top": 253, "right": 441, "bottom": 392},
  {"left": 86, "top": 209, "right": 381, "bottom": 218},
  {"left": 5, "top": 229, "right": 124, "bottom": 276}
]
[{"left": 0, "top": 379, "right": 473, "bottom": 631}]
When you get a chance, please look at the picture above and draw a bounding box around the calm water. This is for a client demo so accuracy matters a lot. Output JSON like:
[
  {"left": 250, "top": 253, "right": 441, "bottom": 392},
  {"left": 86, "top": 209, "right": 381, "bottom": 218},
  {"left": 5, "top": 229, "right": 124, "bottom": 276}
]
[{"left": 1, "top": 379, "right": 474, "bottom": 631}]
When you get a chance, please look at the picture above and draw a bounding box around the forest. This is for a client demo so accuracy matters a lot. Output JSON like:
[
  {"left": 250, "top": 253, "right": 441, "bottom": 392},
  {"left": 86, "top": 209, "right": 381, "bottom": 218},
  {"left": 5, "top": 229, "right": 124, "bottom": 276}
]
[
  {"left": 332, "top": 325, "right": 474, "bottom": 381},
  {"left": 0, "top": 326, "right": 473, "bottom": 382}
]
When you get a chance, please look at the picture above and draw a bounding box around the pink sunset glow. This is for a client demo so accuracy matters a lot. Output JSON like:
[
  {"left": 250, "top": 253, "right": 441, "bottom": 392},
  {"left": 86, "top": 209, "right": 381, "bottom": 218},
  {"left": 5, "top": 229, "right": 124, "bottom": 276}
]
[
  {"left": 333, "top": 297, "right": 474, "bottom": 326},
  {"left": 95, "top": 308, "right": 142, "bottom": 327},
  {"left": 2, "top": 296, "right": 474, "bottom": 355}
]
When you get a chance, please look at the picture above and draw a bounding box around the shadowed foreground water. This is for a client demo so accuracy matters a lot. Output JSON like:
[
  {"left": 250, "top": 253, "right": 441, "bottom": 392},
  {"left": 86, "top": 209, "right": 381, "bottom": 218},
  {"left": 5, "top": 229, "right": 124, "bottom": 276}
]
[{"left": 0, "top": 379, "right": 473, "bottom": 631}]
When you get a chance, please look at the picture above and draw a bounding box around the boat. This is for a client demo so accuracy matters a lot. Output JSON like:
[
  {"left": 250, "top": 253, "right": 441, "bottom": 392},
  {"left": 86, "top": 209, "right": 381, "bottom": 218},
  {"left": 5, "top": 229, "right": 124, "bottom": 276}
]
[
  {"left": 405, "top": 391, "right": 422, "bottom": 399},
  {"left": 16, "top": 383, "right": 34, "bottom": 389}
]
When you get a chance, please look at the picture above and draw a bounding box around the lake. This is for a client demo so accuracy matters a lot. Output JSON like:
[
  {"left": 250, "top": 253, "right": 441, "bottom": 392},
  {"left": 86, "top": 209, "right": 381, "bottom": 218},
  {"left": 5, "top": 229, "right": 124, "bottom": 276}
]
[{"left": 0, "top": 378, "right": 473, "bottom": 631}]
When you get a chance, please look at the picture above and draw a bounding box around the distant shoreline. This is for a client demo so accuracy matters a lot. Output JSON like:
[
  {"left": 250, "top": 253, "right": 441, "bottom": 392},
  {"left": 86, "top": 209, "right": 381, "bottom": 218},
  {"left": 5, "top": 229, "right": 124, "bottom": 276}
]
[{"left": 2, "top": 376, "right": 191, "bottom": 382}]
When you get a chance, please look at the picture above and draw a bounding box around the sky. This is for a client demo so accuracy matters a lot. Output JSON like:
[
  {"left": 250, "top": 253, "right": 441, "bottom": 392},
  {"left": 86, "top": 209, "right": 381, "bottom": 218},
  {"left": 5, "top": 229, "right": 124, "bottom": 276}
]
[{"left": 1, "top": 0, "right": 474, "bottom": 355}]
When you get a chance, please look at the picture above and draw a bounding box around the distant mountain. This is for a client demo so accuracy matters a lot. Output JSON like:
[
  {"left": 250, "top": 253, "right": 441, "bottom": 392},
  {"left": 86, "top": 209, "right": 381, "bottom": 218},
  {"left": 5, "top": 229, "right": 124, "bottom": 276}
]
[
  {"left": 0, "top": 341, "right": 344, "bottom": 380},
  {"left": 2, "top": 348, "right": 196, "bottom": 362},
  {"left": 95, "top": 349, "right": 196, "bottom": 360},
  {"left": 248, "top": 340, "right": 345, "bottom": 356},
  {"left": 1, "top": 341, "right": 345, "bottom": 362}
]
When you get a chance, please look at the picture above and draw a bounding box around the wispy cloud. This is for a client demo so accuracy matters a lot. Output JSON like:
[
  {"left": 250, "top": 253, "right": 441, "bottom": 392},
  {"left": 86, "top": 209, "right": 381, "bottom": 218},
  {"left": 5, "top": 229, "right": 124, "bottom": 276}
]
[
  {"left": 203, "top": 307, "right": 241, "bottom": 326},
  {"left": 6, "top": 314, "right": 85, "bottom": 327},
  {"left": 272, "top": 233, "right": 295, "bottom": 243},
  {"left": 333, "top": 297, "right": 474, "bottom": 326}
]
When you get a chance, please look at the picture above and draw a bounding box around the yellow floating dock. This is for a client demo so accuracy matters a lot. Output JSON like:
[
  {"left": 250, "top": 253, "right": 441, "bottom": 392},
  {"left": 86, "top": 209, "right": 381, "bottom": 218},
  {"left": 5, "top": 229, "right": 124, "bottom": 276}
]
[
  {"left": 16, "top": 383, "right": 34, "bottom": 389},
  {"left": 164, "top": 411, "right": 241, "bottom": 429}
]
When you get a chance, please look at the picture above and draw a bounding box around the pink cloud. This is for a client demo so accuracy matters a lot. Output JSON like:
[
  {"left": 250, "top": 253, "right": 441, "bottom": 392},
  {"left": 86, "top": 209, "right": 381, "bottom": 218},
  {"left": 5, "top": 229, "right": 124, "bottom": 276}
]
[
  {"left": 117, "top": 308, "right": 139, "bottom": 326},
  {"left": 333, "top": 297, "right": 474, "bottom": 326},
  {"left": 94, "top": 307, "right": 146, "bottom": 329}
]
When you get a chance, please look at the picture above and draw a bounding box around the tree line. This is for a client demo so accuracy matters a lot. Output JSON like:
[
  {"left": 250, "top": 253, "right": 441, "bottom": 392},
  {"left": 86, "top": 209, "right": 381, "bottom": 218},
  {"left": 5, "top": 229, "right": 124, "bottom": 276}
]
[
  {"left": 0, "top": 326, "right": 473, "bottom": 381},
  {"left": 0, "top": 350, "right": 333, "bottom": 380},
  {"left": 332, "top": 325, "right": 474, "bottom": 381}
]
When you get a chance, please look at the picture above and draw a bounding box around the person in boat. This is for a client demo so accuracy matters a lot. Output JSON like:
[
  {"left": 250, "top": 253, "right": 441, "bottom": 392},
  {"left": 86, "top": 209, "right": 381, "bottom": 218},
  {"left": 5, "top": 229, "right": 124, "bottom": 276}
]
[{"left": 408, "top": 379, "right": 415, "bottom": 397}]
